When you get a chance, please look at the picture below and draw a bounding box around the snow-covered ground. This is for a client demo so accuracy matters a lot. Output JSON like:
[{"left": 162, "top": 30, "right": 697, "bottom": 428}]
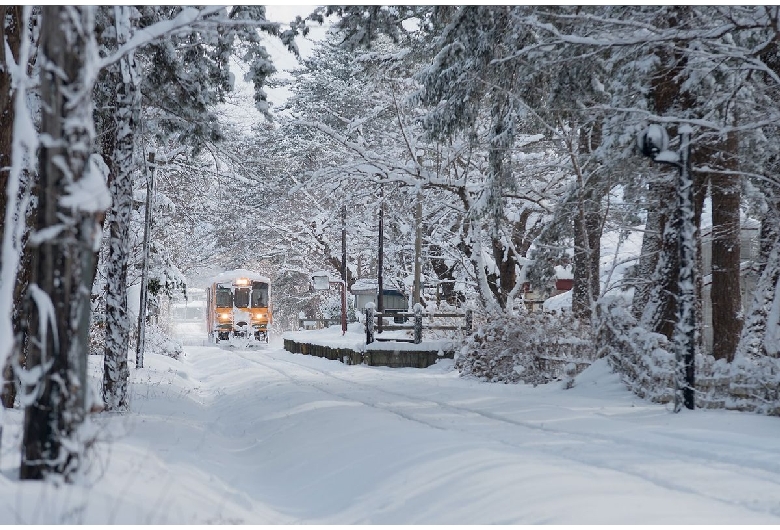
[{"left": 1, "top": 322, "right": 780, "bottom": 524}]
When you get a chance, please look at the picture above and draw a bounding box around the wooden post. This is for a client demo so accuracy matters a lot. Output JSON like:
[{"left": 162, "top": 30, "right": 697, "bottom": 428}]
[
  {"left": 414, "top": 303, "right": 423, "bottom": 344},
  {"left": 365, "top": 303, "right": 375, "bottom": 344}
]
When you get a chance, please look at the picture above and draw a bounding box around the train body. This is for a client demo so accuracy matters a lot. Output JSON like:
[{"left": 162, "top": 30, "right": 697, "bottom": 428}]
[{"left": 206, "top": 269, "right": 271, "bottom": 343}]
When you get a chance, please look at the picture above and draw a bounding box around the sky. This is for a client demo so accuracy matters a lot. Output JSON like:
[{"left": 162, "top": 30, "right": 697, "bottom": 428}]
[{"left": 1, "top": 321, "right": 779, "bottom": 524}]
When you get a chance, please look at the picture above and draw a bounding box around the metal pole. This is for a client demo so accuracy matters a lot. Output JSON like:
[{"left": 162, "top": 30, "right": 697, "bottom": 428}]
[
  {"left": 413, "top": 155, "right": 423, "bottom": 307},
  {"left": 674, "top": 126, "right": 696, "bottom": 411},
  {"left": 342, "top": 205, "right": 348, "bottom": 335},
  {"left": 413, "top": 189, "right": 422, "bottom": 306},
  {"left": 341, "top": 204, "right": 347, "bottom": 286},
  {"left": 135, "top": 151, "right": 155, "bottom": 369},
  {"left": 377, "top": 187, "right": 384, "bottom": 334}
]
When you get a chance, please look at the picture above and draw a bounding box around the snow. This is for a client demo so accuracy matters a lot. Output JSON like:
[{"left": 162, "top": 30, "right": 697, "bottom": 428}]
[
  {"left": 208, "top": 268, "right": 271, "bottom": 285},
  {"left": 58, "top": 153, "right": 112, "bottom": 213},
  {"left": 765, "top": 274, "right": 780, "bottom": 356},
  {"left": 654, "top": 149, "right": 681, "bottom": 164},
  {"left": 1, "top": 322, "right": 779, "bottom": 524},
  {"left": 285, "top": 324, "right": 456, "bottom": 352}
]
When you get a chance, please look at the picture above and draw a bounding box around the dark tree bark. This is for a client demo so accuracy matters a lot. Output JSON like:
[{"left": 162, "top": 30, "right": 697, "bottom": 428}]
[
  {"left": 570, "top": 121, "right": 604, "bottom": 321},
  {"left": 708, "top": 130, "right": 742, "bottom": 362},
  {"left": 633, "top": 188, "right": 663, "bottom": 319},
  {"left": 638, "top": 7, "right": 704, "bottom": 342},
  {"left": 21, "top": 6, "right": 101, "bottom": 481},
  {"left": 638, "top": 176, "right": 680, "bottom": 340},
  {"left": 0, "top": 6, "right": 22, "bottom": 196},
  {"left": 0, "top": 6, "right": 23, "bottom": 409}
]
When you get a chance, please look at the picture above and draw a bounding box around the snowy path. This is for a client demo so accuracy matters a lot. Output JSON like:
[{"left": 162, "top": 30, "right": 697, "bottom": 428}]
[
  {"left": 3, "top": 336, "right": 780, "bottom": 523},
  {"left": 131, "top": 339, "right": 780, "bottom": 524}
]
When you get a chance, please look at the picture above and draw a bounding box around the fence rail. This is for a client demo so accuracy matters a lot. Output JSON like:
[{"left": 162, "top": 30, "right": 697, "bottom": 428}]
[
  {"left": 297, "top": 317, "right": 350, "bottom": 330},
  {"left": 365, "top": 304, "right": 472, "bottom": 345}
]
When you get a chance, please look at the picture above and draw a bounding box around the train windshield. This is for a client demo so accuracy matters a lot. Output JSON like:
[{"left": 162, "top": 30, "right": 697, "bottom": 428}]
[
  {"left": 215, "top": 285, "right": 232, "bottom": 308},
  {"left": 234, "top": 287, "right": 250, "bottom": 308},
  {"left": 251, "top": 282, "right": 269, "bottom": 308}
]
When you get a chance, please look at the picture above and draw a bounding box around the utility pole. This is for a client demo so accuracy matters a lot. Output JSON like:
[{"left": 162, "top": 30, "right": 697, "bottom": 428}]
[
  {"left": 413, "top": 189, "right": 422, "bottom": 306},
  {"left": 342, "top": 204, "right": 348, "bottom": 329},
  {"left": 377, "top": 187, "right": 384, "bottom": 334},
  {"left": 135, "top": 150, "right": 155, "bottom": 369},
  {"left": 413, "top": 155, "right": 424, "bottom": 306},
  {"left": 341, "top": 204, "right": 347, "bottom": 286}
]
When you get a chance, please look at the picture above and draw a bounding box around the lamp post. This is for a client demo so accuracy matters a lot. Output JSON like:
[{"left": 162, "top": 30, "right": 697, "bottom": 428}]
[
  {"left": 312, "top": 271, "right": 347, "bottom": 335},
  {"left": 638, "top": 123, "right": 696, "bottom": 411}
]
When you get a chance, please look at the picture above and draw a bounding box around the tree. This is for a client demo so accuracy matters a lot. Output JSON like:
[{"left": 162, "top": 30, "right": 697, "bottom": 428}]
[
  {"left": 96, "top": 5, "right": 290, "bottom": 406},
  {"left": 0, "top": 6, "right": 25, "bottom": 408},
  {"left": 101, "top": 6, "right": 140, "bottom": 411},
  {"left": 21, "top": 6, "right": 108, "bottom": 480}
]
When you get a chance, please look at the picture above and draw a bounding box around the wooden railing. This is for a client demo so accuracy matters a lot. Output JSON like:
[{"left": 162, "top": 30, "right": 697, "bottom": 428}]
[
  {"left": 365, "top": 304, "right": 472, "bottom": 344},
  {"left": 297, "top": 317, "right": 350, "bottom": 330}
]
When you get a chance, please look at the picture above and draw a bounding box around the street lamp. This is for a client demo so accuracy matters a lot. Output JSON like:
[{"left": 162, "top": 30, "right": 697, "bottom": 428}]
[
  {"left": 638, "top": 123, "right": 696, "bottom": 411},
  {"left": 311, "top": 271, "right": 347, "bottom": 335}
]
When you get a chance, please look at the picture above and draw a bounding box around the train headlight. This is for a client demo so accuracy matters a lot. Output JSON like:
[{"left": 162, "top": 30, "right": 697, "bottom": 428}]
[{"left": 218, "top": 312, "right": 232, "bottom": 320}]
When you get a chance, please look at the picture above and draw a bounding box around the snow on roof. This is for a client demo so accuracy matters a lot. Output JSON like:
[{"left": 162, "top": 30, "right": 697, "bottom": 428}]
[
  {"left": 554, "top": 264, "right": 573, "bottom": 280},
  {"left": 543, "top": 289, "right": 571, "bottom": 312},
  {"left": 351, "top": 278, "right": 378, "bottom": 294},
  {"left": 209, "top": 268, "right": 270, "bottom": 285}
]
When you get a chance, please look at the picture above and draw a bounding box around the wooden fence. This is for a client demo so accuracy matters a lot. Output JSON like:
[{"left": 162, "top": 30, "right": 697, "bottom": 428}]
[
  {"left": 365, "top": 304, "right": 472, "bottom": 344},
  {"left": 297, "top": 317, "right": 348, "bottom": 330}
]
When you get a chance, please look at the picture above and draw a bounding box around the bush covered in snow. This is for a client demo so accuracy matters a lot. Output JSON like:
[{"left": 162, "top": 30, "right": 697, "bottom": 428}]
[
  {"left": 138, "top": 324, "right": 183, "bottom": 360},
  {"left": 456, "top": 311, "right": 596, "bottom": 385},
  {"left": 595, "top": 299, "right": 676, "bottom": 403},
  {"left": 92, "top": 317, "right": 182, "bottom": 361},
  {"left": 596, "top": 297, "right": 780, "bottom": 415}
]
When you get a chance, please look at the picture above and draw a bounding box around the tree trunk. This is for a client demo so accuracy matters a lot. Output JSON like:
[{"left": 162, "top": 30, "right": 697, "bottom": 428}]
[
  {"left": 0, "top": 6, "right": 23, "bottom": 409},
  {"left": 707, "top": 129, "right": 743, "bottom": 362},
  {"left": 571, "top": 122, "right": 604, "bottom": 321},
  {"left": 639, "top": 176, "right": 680, "bottom": 340},
  {"left": 21, "top": 6, "right": 102, "bottom": 481},
  {"left": 736, "top": 198, "right": 780, "bottom": 359},
  {"left": 571, "top": 190, "right": 601, "bottom": 319},
  {"left": 0, "top": 6, "right": 22, "bottom": 217},
  {"left": 639, "top": 9, "right": 700, "bottom": 341},
  {"left": 491, "top": 237, "right": 517, "bottom": 310},
  {"left": 632, "top": 187, "right": 663, "bottom": 319},
  {"left": 103, "top": 6, "right": 139, "bottom": 412}
]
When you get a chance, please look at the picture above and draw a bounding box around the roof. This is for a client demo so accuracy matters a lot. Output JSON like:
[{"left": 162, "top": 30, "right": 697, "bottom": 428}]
[{"left": 209, "top": 268, "right": 270, "bottom": 285}]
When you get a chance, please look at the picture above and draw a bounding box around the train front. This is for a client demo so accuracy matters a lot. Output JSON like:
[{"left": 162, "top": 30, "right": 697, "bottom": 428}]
[{"left": 213, "top": 275, "right": 271, "bottom": 343}]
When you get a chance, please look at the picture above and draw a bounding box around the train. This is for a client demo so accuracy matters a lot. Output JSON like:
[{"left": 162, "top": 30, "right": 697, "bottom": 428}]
[{"left": 206, "top": 269, "right": 271, "bottom": 343}]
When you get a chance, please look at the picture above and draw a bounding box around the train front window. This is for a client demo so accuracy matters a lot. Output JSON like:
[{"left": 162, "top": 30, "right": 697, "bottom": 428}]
[
  {"left": 215, "top": 286, "right": 232, "bottom": 308},
  {"left": 234, "top": 287, "right": 250, "bottom": 308},
  {"left": 251, "top": 282, "right": 269, "bottom": 307}
]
